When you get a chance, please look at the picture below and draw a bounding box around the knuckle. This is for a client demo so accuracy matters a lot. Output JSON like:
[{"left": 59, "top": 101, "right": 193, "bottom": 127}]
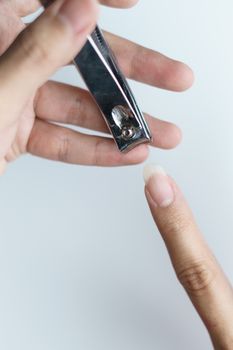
[
  {"left": 128, "top": 46, "right": 145, "bottom": 80},
  {"left": 20, "top": 25, "right": 51, "bottom": 65},
  {"left": 177, "top": 261, "right": 215, "bottom": 296},
  {"left": 5, "top": 143, "right": 22, "bottom": 162},
  {"left": 92, "top": 138, "right": 103, "bottom": 166},
  {"left": 57, "top": 132, "right": 71, "bottom": 163},
  {"left": 67, "top": 96, "right": 84, "bottom": 125}
]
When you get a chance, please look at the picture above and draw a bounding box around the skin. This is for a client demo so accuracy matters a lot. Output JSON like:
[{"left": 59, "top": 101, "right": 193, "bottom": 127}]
[
  {"left": 0, "top": 0, "right": 194, "bottom": 174},
  {"left": 2, "top": 1, "right": 232, "bottom": 349},
  {"left": 145, "top": 169, "right": 233, "bottom": 349}
]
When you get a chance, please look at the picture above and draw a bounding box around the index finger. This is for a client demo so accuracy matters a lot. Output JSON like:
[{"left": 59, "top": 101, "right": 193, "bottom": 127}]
[
  {"left": 105, "top": 31, "right": 194, "bottom": 91},
  {"left": 143, "top": 164, "right": 233, "bottom": 350},
  {"left": 7, "top": 0, "right": 138, "bottom": 17}
]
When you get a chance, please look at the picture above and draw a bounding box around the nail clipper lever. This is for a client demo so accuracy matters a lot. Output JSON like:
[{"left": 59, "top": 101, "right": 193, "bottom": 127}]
[{"left": 74, "top": 26, "right": 152, "bottom": 153}]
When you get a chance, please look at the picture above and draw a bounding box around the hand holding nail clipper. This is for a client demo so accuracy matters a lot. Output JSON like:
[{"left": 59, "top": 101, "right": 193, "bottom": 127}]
[
  {"left": 144, "top": 164, "right": 233, "bottom": 349},
  {"left": 0, "top": 0, "right": 193, "bottom": 173},
  {"left": 0, "top": 1, "right": 230, "bottom": 348}
]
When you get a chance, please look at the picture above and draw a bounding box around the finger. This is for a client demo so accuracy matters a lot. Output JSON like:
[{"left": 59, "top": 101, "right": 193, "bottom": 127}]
[
  {"left": 99, "top": 0, "right": 139, "bottom": 8},
  {"left": 30, "top": 0, "right": 138, "bottom": 12},
  {"left": 35, "top": 81, "right": 109, "bottom": 132},
  {"left": 35, "top": 81, "right": 182, "bottom": 149},
  {"left": 0, "top": 4, "right": 25, "bottom": 54},
  {"left": 143, "top": 164, "right": 233, "bottom": 349},
  {"left": 104, "top": 31, "right": 194, "bottom": 91},
  {"left": 27, "top": 119, "right": 149, "bottom": 166},
  {"left": 5, "top": 0, "right": 41, "bottom": 17},
  {"left": 0, "top": 0, "right": 98, "bottom": 131}
]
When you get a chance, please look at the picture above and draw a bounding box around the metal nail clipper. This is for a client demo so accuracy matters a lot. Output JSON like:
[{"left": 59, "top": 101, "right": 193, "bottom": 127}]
[
  {"left": 41, "top": 2, "right": 152, "bottom": 152},
  {"left": 74, "top": 26, "right": 152, "bottom": 152}
]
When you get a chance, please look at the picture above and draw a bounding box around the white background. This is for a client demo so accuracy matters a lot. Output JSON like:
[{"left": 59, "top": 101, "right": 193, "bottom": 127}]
[{"left": 0, "top": 1, "right": 233, "bottom": 349}]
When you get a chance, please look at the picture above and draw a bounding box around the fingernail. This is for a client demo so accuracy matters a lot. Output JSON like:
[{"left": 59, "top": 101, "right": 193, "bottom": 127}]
[
  {"left": 143, "top": 164, "right": 174, "bottom": 208},
  {"left": 59, "top": 0, "right": 97, "bottom": 34}
]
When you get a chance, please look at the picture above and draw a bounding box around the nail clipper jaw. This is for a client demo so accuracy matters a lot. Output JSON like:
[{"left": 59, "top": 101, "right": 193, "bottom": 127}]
[{"left": 74, "top": 26, "right": 152, "bottom": 153}]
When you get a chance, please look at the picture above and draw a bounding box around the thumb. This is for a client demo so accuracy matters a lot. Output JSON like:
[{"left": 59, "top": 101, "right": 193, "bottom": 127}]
[
  {"left": 0, "top": 0, "right": 98, "bottom": 128},
  {"left": 143, "top": 164, "right": 233, "bottom": 349}
]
